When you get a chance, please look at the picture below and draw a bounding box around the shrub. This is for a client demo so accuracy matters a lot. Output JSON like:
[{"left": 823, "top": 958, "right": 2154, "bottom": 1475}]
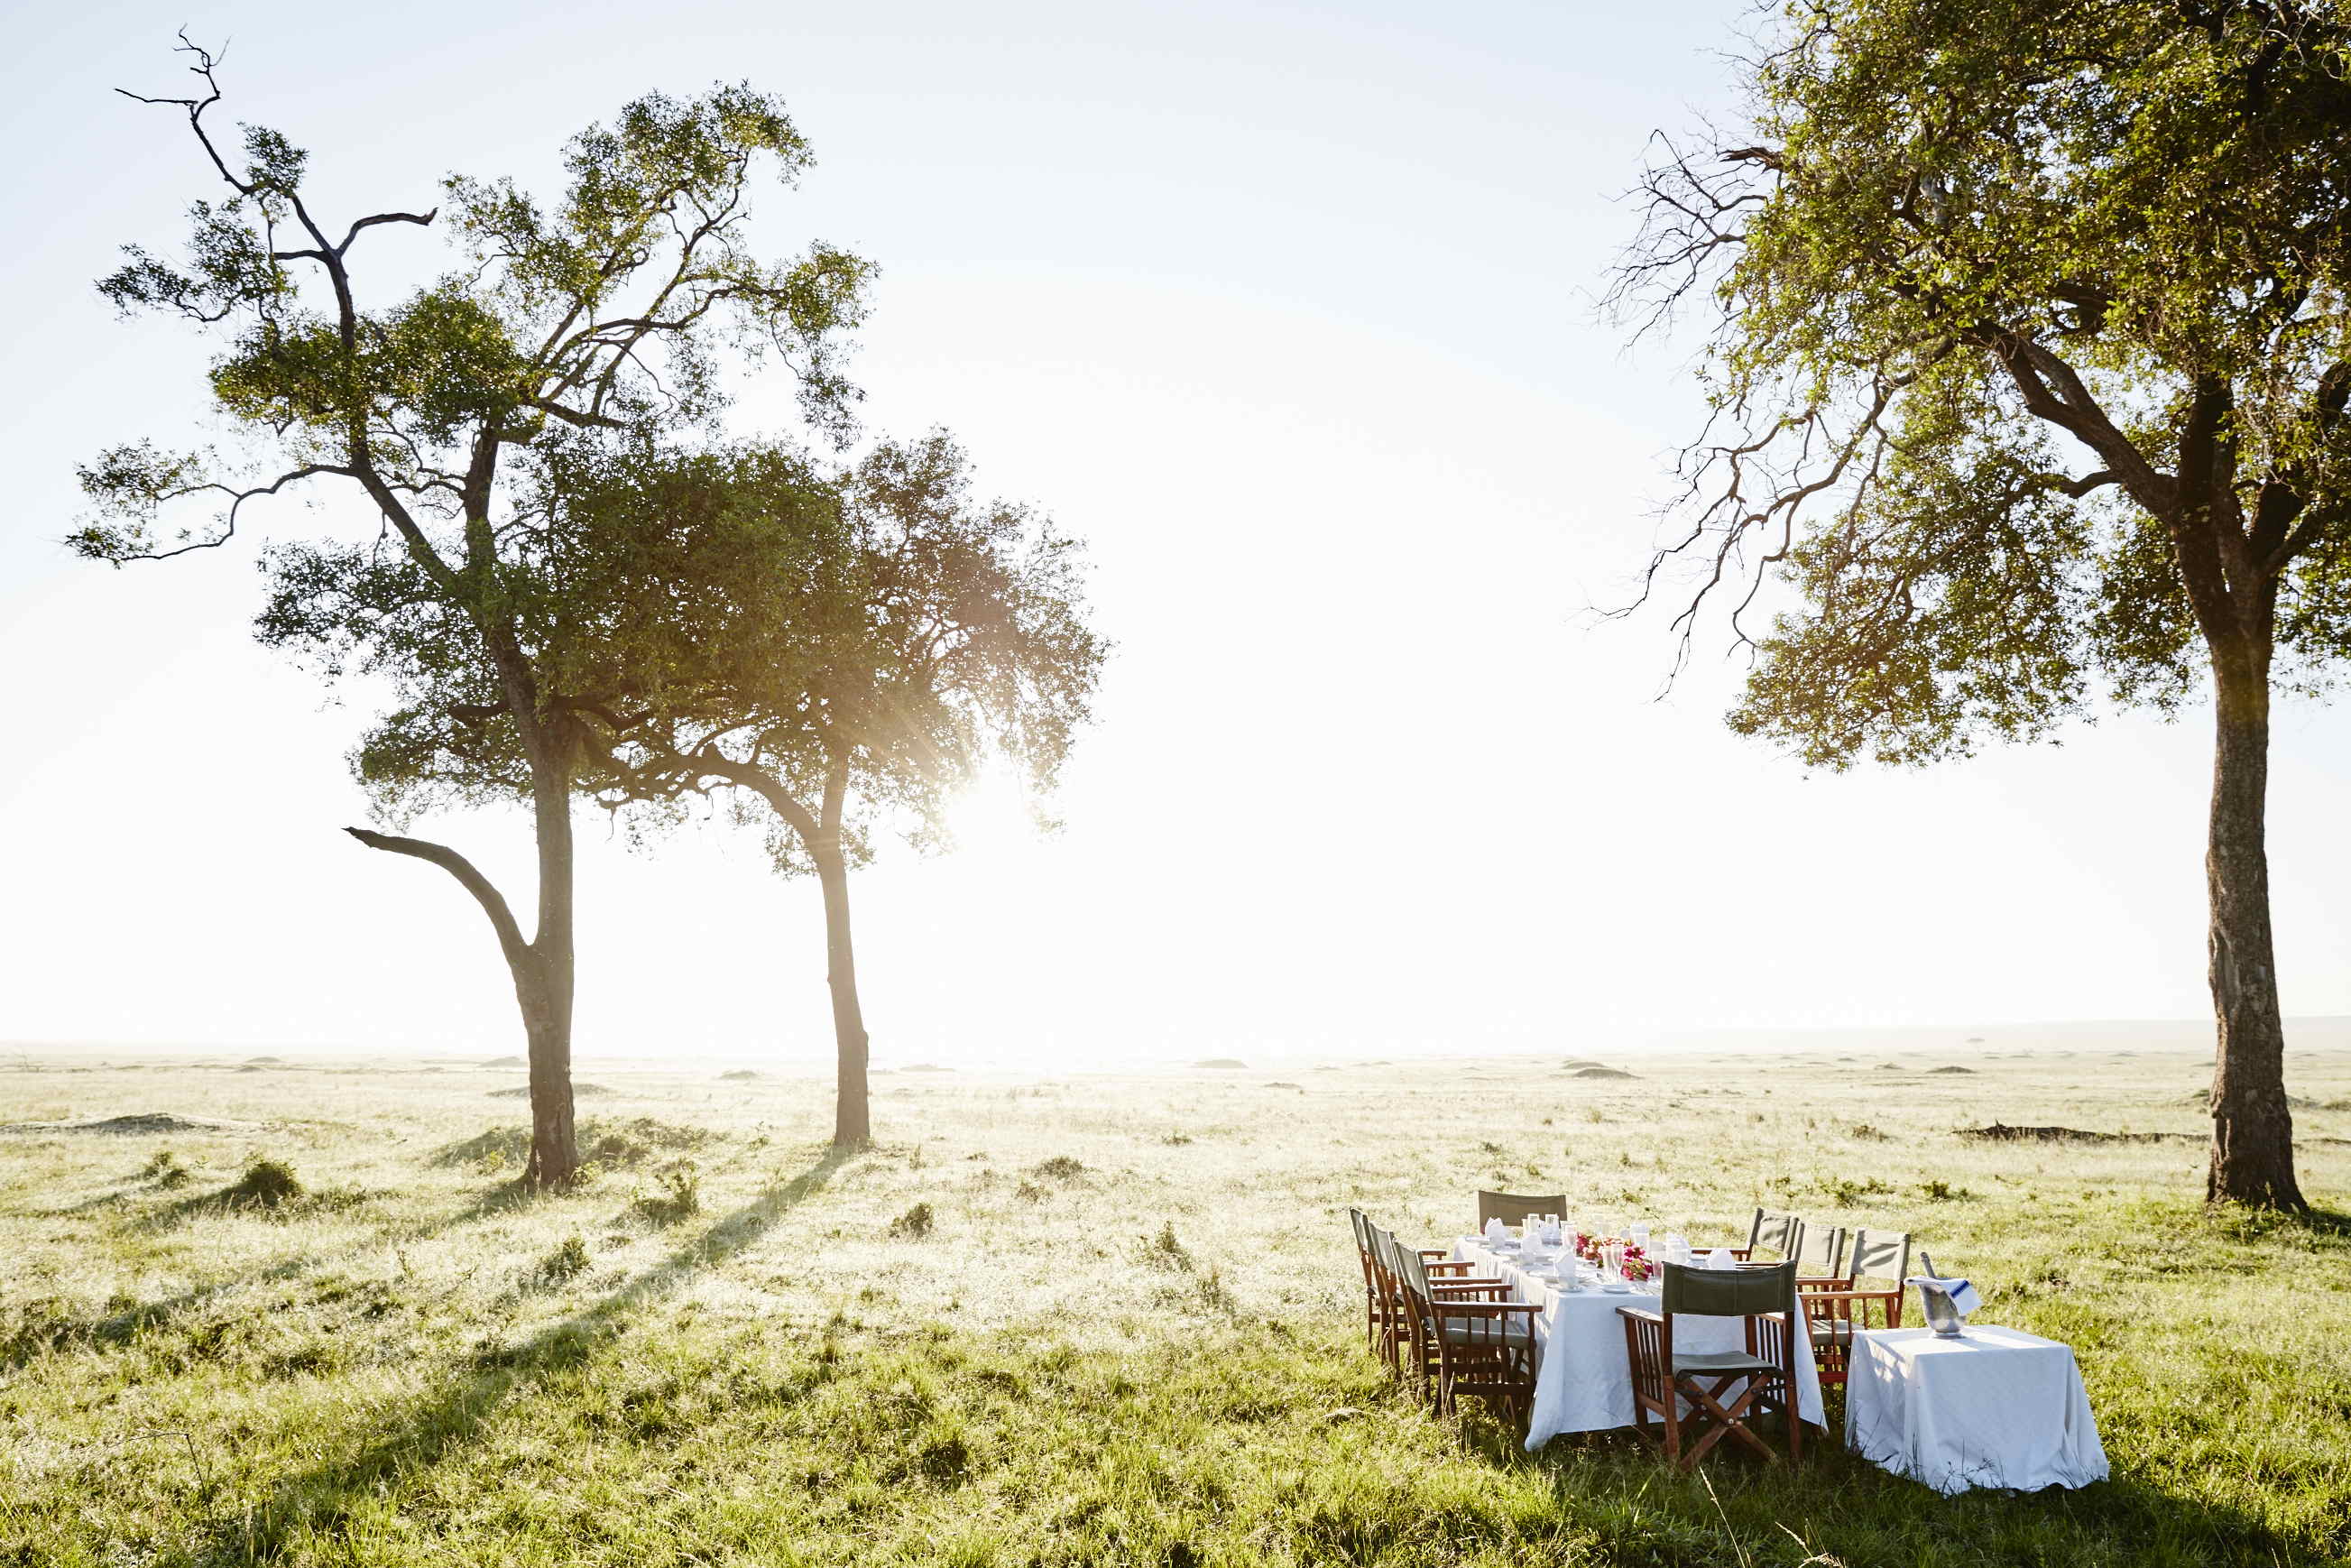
[
  {"left": 142, "top": 1149, "right": 191, "bottom": 1189},
  {"left": 1161, "top": 1133, "right": 1193, "bottom": 1146},
  {"left": 1033, "top": 1156, "right": 1085, "bottom": 1180},
  {"left": 890, "top": 1203, "right": 936, "bottom": 1239},
  {"left": 535, "top": 1234, "right": 592, "bottom": 1285},
  {"left": 1195, "top": 1266, "right": 1231, "bottom": 1313},
  {"left": 1921, "top": 1179, "right": 1975, "bottom": 1202},
  {"left": 1142, "top": 1221, "right": 1194, "bottom": 1271},
  {"left": 1820, "top": 1176, "right": 1892, "bottom": 1205},
  {"left": 224, "top": 1157, "right": 303, "bottom": 1209},
  {"left": 1849, "top": 1122, "right": 1889, "bottom": 1141},
  {"left": 585, "top": 1116, "right": 714, "bottom": 1171},
  {"left": 1015, "top": 1180, "right": 1048, "bottom": 1204},
  {"left": 632, "top": 1163, "right": 702, "bottom": 1225}
]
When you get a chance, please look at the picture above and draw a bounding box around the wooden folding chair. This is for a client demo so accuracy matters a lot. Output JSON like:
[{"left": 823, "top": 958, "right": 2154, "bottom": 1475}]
[
  {"left": 1476, "top": 1190, "right": 1566, "bottom": 1229},
  {"left": 1376, "top": 1227, "right": 1515, "bottom": 1401},
  {"left": 1796, "top": 1229, "right": 1911, "bottom": 1389},
  {"left": 1347, "top": 1208, "right": 1392, "bottom": 1359},
  {"left": 1618, "top": 1261, "right": 1803, "bottom": 1467},
  {"left": 1394, "top": 1243, "right": 1539, "bottom": 1426}
]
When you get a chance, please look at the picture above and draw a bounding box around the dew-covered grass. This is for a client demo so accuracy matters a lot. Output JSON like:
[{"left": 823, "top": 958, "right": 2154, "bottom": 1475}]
[{"left": 2, "top": 1047, "right": 2347, "bottom": 1565}]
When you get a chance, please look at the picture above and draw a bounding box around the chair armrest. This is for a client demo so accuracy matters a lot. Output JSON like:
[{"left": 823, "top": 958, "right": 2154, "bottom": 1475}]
[
  {"left": 1615, "top": 1305, "right": 1664, "bottom": 1324},
  {"left": 1429, "top": 1280, "right": 1511, "bottom": 1297},
  {"left": 1794, "top": 1274, "right": 1853, "bottom": 1289},
  {"left": 1434, "top": 1299, "right": 1542, "bottom": 1317},
  {"left": 1799, "top": 1287, "right": 1901, "bottom": 1306},
  {"left": 1424, "top": 1259, "right": 1480, "bottom": 1274}
]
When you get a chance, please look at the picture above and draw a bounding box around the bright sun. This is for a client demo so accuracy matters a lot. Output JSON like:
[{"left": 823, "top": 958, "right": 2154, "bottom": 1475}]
[{"left": 945, "top": 768, "right": 1037, "bottom": 858}]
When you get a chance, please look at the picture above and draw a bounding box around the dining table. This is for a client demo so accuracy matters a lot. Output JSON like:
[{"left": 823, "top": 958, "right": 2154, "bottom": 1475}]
[{"left": 1450, "top": 1237, "right": 1827, "bottom": 1451}]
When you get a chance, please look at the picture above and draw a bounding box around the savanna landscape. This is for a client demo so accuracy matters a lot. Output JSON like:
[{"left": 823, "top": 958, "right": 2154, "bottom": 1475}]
[
  {"left": 11, "top": 0, "right": 2351, "bottom": 1563},
  {"left": 5, "top": 1046, "right": 2348, "bottom": 1566}
]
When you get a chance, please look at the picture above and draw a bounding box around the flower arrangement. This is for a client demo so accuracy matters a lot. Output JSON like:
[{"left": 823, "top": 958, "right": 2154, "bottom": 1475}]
[{"left": 1619, "top": 1244, "right": 1654, "bottom": 1282}]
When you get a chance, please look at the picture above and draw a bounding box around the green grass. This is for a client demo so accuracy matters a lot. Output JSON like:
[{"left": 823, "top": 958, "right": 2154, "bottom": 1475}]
[{"left": 2, "top": 1048, "right": 2347, "bottom": 1565}]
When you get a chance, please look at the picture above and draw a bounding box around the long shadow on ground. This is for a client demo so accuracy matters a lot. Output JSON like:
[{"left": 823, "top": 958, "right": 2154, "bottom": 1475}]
[{"left": 193, "top": 1147, "right": 853, "bottom": 1563}]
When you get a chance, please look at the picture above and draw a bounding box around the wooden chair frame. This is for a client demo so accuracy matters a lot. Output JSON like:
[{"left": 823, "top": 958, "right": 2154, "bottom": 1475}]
[
  {"left": 1369, "top": 1226, "right": 1501, "bottom": 1396},
  {"left": 1795, "top": 1229, "right": 1911, "bottom": 1388},
  {"left": 1395, "top": 1243, "right": 1540, "bottom": 1426},
  {"left": 1618, "top": 1261, "right": 1804, "bottom": 1468}
]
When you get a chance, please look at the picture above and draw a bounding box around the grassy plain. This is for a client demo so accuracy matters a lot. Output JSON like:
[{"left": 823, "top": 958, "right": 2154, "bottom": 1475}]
[{"left": 2, "top": 1046, "right": 2348, "bottom": 1567}]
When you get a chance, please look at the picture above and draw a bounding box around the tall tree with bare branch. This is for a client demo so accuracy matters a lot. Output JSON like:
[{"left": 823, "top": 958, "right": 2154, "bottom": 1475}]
[
  {"left": 1613, "top": 0, "right": 2351, "bottom": 1208},
  {"left": 72, "top": 40, "right": 871, "bottom": 1185}
]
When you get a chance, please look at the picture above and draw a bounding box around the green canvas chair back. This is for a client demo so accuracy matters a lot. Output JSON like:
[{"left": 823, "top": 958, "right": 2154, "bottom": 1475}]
[
  {"left": 1806, "top": 1224, "right": 1849, "bottom": 1276},
  {"left": 1746, "top": 1209, "right": 1805, "bottom": 1261},
  {"left": 1848, "top": 1229, "right": 1912, "bottom": 1286},
  {"left": 1661, "top": 1259, "right": 1796, "bottom": 1319},
  {"left": 1373, "top": 1227, "right": 1410, "bottom": 1289},
  {"left": 1478, "top": 1190, "right": 1566, "bottom": 1228},
  {"left": 1389, "top": 1235, "right": 1434, "bottom": 1303}
]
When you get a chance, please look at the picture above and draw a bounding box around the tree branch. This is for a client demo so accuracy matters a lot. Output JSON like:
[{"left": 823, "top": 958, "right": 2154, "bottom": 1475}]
[{"left": 345, "top": 827, "right": 532, "bottom": 967}]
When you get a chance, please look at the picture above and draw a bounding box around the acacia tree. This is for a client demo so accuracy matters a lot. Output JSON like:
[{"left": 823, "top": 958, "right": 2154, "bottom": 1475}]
[
  {"left": 1614, "top": 0, "right": 2351, "bottom": 1209},
  {"left": 548, "top": 433, "right": 1106, "bottom": 1146},
  {"left": 72, "top": 40, "right": 871, "bottom": 1185}
]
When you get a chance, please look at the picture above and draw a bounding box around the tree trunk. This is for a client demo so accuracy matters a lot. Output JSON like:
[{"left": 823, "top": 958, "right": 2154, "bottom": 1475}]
[
  {"left": 814, "top": 843, "right": 871, "bottom": 1147},
  {"left": 2204, "top": 660, "right": 2306, "bottom": 1210},
  {"left": 516, "top": 955, "right": 576, "bottom": 1187},
  {"left": 521, "top": 740, "right": 580, "bottom": 1187}
]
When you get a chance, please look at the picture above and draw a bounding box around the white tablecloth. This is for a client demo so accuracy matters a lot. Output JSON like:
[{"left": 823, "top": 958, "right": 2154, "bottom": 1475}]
[
  {"left": 1845, "top": 1325, "right": 2107, "bottom": 1494},
  {"left": 1451, "top": 1240, "right": 1825, "bottom": 1451}
]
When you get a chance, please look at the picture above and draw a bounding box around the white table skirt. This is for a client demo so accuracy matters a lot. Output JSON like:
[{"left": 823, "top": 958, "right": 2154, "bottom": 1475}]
[
  {"left": 1845, "top": 1325, "right": 2107, "bottom": 1494},
  {"left": 1451, "top": 1240, "right": 1826, "bottom": 1451}
]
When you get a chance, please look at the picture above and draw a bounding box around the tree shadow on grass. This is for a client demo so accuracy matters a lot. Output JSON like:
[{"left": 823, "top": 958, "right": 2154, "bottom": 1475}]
[
  {"left": 2, "top": 1252, "right": 330, "bottom": 1373},
  {"left": 195, "top": 1146, "right": 853, "bottom": 1562}
]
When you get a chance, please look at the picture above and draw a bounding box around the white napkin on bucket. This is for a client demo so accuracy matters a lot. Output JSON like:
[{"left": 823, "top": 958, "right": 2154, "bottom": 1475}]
[{"left": 1909, "top": 1275, "right": 1982, "bottom": 1316}]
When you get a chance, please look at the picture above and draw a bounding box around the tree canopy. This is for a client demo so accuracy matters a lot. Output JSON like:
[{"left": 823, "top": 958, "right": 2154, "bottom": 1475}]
[{"left": 1618, "top": 0, "right": 2351, "bottom": 758}]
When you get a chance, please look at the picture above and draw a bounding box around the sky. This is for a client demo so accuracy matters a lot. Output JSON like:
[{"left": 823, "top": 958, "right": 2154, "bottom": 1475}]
[{"left": 3, "top": 0, "right": 2349, "bottom": 1068}]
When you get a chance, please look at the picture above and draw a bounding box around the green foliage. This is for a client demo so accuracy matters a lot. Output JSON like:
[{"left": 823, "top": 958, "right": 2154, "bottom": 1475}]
[
  {"left": 533, "top": 1233, "right": 593, "bottom": 1287},
  {"left": 223, "top": 1155, "right": 304, "bottom": 1209},
  {"left": 531, "top": 430, "right": 1108, "bottom": 876},
  {"left": 889, "top": 1201, "right": 936, "bottom": 1239},
  {"left": 140, "top": 1148, "right": 191, "bottom": 1188},
  {"left": 1618, "top": 0, "right": 2351, "bottom": 764},
  {"left": 631, "top": 1162, "right": 703, "bottom": 1225}
]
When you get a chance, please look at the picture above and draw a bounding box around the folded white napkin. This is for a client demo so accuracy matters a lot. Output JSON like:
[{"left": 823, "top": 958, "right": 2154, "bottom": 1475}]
[
  {"left": 1483, "top": 1217, "right": 1507, "bottom": 1246},
  {"left": 1705, "top": 1248, "right": 1738, "bottom": 1270}
]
